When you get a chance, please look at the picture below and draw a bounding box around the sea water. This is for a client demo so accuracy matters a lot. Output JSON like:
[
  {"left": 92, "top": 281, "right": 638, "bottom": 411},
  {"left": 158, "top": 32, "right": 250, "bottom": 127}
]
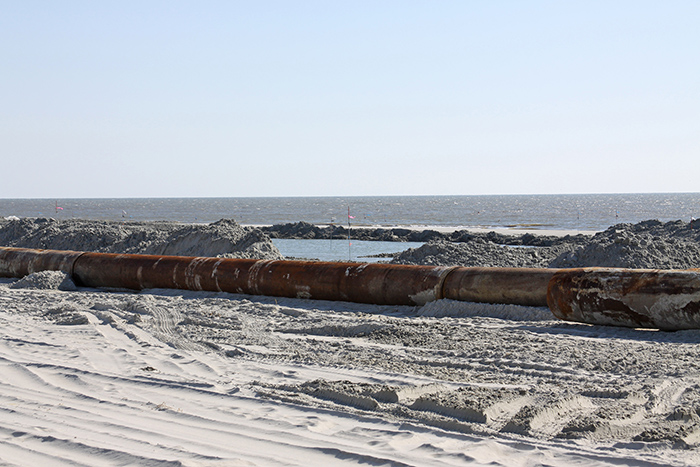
[{"left": 2, "top": 193, "right": 700, "bottom": 232}]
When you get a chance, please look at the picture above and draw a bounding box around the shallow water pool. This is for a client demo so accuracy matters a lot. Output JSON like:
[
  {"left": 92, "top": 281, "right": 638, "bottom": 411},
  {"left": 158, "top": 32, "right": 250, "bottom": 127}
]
[{"left": 271, "top": 238, "right": 424, "bottom": 262}]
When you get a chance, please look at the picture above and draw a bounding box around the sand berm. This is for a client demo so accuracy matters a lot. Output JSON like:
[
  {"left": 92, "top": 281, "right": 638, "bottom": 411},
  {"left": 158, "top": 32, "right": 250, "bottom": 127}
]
[{"left": 3, "top": 216, "right": 700, "bottom": 269}]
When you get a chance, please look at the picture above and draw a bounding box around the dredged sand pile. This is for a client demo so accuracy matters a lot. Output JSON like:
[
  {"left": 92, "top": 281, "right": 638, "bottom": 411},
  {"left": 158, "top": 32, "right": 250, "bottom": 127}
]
[
  {"left": 391, "top": 219, "right": 700, "bottom": 269},
  {"left": 0, "top": 217, "right": 282, "bottom": 259}
]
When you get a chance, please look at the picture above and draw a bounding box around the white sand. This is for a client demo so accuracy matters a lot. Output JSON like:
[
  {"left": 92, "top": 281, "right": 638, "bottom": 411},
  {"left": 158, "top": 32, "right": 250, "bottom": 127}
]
[{"left": 2, "top": 274, "right": 699, "bottom": 466}]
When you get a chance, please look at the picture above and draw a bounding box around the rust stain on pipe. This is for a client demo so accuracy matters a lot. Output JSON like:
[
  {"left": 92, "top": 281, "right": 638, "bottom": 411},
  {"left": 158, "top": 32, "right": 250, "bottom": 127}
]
[
  {"left": 547, "top": 268, "right": 700, "bottom": 330},
  {"left": 442, "top": 267, "right": 557, "bottom": 307}
]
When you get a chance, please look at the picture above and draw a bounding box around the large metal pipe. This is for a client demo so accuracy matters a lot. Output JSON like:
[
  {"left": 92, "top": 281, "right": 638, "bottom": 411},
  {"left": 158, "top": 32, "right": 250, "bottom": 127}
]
[
  {"left": 0, "top": 247, "right": 552, "bottom": 307},
  {"left": 0, "top": 247, "right": 456, "bottom": 305},
  {"left": 70, "top": 251, "right": 455, "bottom": 306},
  {"left": 547, "top": 268, "right": 700, "bottom": 330},
  {"left": 5, "top": 247, "right": 700, "bottom": 330}
]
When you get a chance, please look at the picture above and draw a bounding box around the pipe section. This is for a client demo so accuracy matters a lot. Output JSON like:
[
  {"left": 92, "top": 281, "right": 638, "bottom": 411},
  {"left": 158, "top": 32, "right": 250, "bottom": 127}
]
[
  {"left": 71, "top": 252, "right": 259, "bottom": 294},
  {"left": 241, "top": 260, "right": 453, "bottom": 305},
  {"left": 442, "top": 267, "right": 557, "bottom": 307},
  {"left": 547, "top": 268, "right": 700, "bottom": 330},
  {"left": 0, "top": 247, "right": 85, "bottom": 278},
  {"left": 71, "top": 251, "right": 454, "bottom": 306}
]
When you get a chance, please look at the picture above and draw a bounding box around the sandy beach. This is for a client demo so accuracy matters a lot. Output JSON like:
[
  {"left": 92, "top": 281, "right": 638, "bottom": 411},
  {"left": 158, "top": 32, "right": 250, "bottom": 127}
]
[
  {"left": 2, "top": 218, "right": 700, "bottom": 465},
  {"left": 3, "top": 273, "right": 700, "bottom": 466}
]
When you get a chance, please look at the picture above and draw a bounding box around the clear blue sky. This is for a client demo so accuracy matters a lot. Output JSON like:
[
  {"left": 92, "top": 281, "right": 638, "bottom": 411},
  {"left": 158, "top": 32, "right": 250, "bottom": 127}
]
[{"left": 2, "top": 1, "right": 698, "bottom": 198}]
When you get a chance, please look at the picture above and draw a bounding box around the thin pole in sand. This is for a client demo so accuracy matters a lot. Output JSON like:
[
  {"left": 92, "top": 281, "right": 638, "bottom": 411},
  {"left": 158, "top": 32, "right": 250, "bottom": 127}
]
[
  {"left": 330, "top": 217, "right": 335, "bottom": 253},
  {"left": 576, "top": 205, "right": 580, "bottom": 233},
  {"left": 348, "top": 206, "right": 354, "bottom": 261}
]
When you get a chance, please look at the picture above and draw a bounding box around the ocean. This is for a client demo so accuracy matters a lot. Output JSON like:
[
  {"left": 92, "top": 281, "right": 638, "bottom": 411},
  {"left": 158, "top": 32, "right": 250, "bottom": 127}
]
[{"left": 2, "top": 193, "right": 699, "bottom": 232}]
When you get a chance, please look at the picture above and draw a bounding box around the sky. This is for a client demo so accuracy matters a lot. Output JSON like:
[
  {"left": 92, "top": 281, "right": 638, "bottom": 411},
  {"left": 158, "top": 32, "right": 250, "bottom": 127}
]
[{"left": 1, "top": 1, "right": 698, "bottom": 198}]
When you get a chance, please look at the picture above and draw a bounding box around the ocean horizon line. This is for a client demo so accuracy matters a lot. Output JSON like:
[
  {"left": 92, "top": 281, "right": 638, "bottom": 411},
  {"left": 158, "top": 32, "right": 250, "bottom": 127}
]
[{"left": 3, "top": 191, "right": 700, "bottom": 201}]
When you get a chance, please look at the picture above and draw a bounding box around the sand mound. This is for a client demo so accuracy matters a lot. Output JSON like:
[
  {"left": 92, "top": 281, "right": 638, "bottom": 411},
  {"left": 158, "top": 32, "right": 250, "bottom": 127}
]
[
  {"left": 550, "top": 219, "right": 700, "bottom": 269},
  {"left": 0, "top": 217, "right": 282, "bottom": 260},
  {"left": 9, "top": 270, "right": 77, "bottom": 291},
  {"left": 391, "top": 239, "right": 570, "bottom": 268},
  {"left": 393, "top": 219, "right": 700, "bottom": 269}
]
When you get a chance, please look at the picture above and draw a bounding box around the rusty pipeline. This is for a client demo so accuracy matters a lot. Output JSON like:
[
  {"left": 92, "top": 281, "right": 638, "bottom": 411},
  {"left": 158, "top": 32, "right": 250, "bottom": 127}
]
[
  {"left": 4, "top": 247, "right": 700, "bottom": 330},
  {"left": 70, "top": 251, "right": 454, "bottom": 306},
  {"left": 0, "top": 247, "right": 553, "bottom": 307},
  {"left": 547, "top": 268, "right": 700, "bottom": 330},
  {"left": 0, "top": 247, "right": 454, "bottom": 306}
]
